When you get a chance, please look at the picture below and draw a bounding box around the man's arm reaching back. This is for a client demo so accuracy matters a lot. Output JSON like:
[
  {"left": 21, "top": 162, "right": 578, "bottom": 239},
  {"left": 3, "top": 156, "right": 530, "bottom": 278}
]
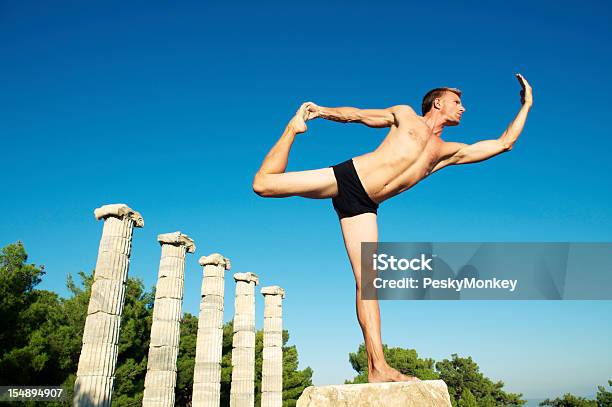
[{"left": 304, "top": 102, "right": 412, "bottom": 128}]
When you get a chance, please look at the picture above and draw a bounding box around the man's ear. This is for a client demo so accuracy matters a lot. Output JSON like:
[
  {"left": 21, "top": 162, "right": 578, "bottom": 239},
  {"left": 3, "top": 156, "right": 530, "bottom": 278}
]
[{"left": 433, "top": 97, "right": 442, "bottom": 110}]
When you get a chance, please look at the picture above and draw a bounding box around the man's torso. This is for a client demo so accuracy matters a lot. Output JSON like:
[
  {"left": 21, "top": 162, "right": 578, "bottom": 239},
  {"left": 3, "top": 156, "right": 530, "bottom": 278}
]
[{"left": 353, "top": 108, "right": 452, "bottom": 203}]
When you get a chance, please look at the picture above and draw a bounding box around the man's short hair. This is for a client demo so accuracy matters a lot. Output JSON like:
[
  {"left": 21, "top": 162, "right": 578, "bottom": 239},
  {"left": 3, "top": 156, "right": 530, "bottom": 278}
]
[{"left": 421, "top": 87, "right": 462, "bottom": 115}]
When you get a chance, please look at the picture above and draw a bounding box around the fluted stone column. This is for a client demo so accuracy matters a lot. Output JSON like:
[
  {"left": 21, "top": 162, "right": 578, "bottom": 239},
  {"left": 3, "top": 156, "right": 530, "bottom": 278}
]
[
  {"left": 261, "top": 286, "right": 285, "bottom": 407},
  {"left": 142, "top": 232, "right": 195, "bottom": 407},
  {"left": 192, "top": 253, "right": 231, "bottom": 407},
  {"left": 74, "top": 204, "right": 144, "bottom": 407},
  {"left": 230, "top": 272, "right": 259, "bottom": 407}
]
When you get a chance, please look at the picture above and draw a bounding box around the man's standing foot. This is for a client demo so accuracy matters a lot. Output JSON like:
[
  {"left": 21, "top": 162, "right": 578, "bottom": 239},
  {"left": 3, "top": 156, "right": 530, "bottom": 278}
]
[{"left": 368, "top": 364, "right": 421, "bottom": 383}]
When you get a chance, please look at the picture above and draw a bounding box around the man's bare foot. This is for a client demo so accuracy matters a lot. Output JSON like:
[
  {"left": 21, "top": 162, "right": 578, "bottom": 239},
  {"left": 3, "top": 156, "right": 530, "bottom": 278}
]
[
  {"left": 289, "top": 105, "right": 308, "bottom": 134},
  {"left": 368, "top": 364, "right": 421, "bottom": 383}
]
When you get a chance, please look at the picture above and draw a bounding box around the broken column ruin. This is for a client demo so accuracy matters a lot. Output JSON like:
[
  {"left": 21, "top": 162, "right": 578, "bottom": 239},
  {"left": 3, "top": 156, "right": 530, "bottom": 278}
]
[
  {"left": 230, "top": 272, "right": 259, "bottom": 407},
  {"left": 192, "top": 253, "right": 231, "bottom": 407},
  {"left": 261, "top": 286, "right": 285, "bottom": 407},
  {"left": 142, "top": 232, "right": 196, "bottom": 407},
  {"left": 74, "top": 204, "right": 144, "bottom": 407}
]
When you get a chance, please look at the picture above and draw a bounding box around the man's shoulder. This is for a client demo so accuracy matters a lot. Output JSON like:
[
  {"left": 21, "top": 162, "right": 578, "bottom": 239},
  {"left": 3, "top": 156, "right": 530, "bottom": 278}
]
[
  {"left": 388, "top": 105, "right": 416, "bottom": 116},
  {"left": 387, "top": 105, "right": 417, "bottom": 126}
]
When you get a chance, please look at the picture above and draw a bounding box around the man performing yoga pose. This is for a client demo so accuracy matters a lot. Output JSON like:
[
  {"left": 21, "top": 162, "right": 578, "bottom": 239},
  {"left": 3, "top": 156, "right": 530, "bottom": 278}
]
[{"left": 252, "top": 74, "right": 533, "bottom": 382}]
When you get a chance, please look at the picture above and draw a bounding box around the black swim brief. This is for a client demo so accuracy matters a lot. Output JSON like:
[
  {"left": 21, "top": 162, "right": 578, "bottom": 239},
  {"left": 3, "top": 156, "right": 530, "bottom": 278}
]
[{"left": 331, "top": 159, "right": 379, "bottom": 219}]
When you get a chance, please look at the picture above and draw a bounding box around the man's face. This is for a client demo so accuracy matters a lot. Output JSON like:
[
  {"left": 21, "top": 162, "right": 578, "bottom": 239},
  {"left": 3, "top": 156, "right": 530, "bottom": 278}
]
[{"left": 437, "top": 92, "right": 466, "bottom": 126}]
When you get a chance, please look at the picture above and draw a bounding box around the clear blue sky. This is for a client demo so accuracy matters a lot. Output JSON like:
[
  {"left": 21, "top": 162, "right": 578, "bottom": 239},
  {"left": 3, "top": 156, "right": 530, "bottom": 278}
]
[{"left": 1, "top": 0, "right": 611, "bottom": 399}]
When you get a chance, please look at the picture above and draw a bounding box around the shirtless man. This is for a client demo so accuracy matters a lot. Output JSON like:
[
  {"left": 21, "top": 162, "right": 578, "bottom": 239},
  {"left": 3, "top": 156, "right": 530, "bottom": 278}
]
[{"left": 252, "top": 74, "right": 533, "bottom": 382}]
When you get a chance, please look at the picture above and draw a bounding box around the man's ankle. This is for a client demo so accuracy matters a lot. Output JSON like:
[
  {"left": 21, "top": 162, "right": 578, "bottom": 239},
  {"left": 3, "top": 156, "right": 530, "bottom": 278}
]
[{"left": 370, "top": 361, "right": 389, "bottom": 373}]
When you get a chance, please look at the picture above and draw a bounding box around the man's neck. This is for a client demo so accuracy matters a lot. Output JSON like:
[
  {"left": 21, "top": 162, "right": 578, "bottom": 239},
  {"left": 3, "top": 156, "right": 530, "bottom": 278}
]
[{"left": 423, "top": 112, "right": 446, "bottom": 137}]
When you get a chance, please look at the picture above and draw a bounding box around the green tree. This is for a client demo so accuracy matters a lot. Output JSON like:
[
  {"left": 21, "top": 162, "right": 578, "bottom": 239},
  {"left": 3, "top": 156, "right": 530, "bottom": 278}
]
[
  {"left": 220, "top": 320, "right": 235, "bottom": 406},
  {"left": 457, "top": 388, "right": 478, "bottom": 407},
  {"left": 596, "top": 380, "right": 612, "bottom": 407},
  {"left": 436, "top": 354, "right": 525, "bottom": 406},
  {"left": 279, "top": 330, "right": 314, "bottom": 407},
  {"left": 0, "top": 242, "right": 72, "bottom": 390},
  {"left": 0, "top": 242, "right": 46, "bottom": 373},
  {"left": 175, "top": 313, "right": 198, "bottom": 406},
  {"left": 0, "top": 243, "right": 89, "bottom": 406},
  {"left": 539, "top": 393, "right": 597, "bottom": 406},
  {"left": 345, "top": 344, "right": 439, "bottom": 384}
]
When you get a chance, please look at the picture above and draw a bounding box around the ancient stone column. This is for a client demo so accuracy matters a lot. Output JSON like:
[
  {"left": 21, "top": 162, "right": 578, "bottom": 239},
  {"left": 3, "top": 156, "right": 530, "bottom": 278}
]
[
  {"left": 230, "top": 272, "right": 259, "bottom": 407},
  {"left": 192, "top": 253, "right": 231, "bottom": 407},
  {"left": 142, "top": 232, "right": 195, "bottom": 407},
  {"left": 74, "top": 204, "right": 144, "bottom": 407},
  {"left": 260, "top": 286, "right": 285, "bottom": 407}
]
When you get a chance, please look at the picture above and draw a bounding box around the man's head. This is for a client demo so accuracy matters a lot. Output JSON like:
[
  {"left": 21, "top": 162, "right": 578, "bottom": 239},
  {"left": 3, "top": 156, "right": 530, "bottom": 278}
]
[{"left": 421, "top": 87, "right": 465, "bottom": 126}]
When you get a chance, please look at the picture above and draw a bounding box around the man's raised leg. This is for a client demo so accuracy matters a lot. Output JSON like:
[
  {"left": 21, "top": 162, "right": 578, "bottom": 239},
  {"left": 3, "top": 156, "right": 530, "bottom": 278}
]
[
  {"left": 253, "top": 105, "right": 337, "bottom": 199},
  {"left": 339, "top": 213, "right": 419, "bottom": 383}
]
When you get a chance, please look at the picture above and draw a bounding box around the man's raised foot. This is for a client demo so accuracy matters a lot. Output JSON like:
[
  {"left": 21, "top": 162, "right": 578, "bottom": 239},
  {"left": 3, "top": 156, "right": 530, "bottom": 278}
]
[{"left": 288, "top": 103, "right": 309, "bottom": 134}]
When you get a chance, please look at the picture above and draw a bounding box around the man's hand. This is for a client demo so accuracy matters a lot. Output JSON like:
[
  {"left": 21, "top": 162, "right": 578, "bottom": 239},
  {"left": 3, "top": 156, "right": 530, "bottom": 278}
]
[
  {"left": 301, "top": 101, "right": 321, "bottom": 121},
  {"left": 516, "top": 73, "right": 533, "bottom": 106}
]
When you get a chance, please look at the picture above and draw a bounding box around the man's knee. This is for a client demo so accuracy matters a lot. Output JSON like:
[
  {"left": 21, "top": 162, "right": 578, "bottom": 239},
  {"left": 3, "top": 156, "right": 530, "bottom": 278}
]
[
  {"left": 356, "top": 280, "right": 369, "bottom": 303},
  {"left": 356, "top": 275, "right": 379, "bottom": 299}
]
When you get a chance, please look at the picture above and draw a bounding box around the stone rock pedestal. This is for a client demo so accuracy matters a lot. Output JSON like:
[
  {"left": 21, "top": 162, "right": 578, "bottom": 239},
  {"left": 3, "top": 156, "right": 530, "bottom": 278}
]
[{"left": 296, "top": 380, "right": 452, "bottom": 407}]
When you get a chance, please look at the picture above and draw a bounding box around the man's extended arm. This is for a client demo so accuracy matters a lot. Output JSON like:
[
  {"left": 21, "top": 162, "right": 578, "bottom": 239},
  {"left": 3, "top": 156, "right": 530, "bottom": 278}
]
[
  {"left": 303, "top": 102, "right": 411, "bottom": 128},
  {"left": 444, "top": 74, "right": 533, "bottom": 166}
]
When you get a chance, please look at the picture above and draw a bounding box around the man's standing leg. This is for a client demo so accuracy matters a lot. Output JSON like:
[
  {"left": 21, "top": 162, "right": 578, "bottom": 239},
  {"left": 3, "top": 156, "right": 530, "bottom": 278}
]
[{"left": 339, "top": 213, "right": 418, "bottom": 382}]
